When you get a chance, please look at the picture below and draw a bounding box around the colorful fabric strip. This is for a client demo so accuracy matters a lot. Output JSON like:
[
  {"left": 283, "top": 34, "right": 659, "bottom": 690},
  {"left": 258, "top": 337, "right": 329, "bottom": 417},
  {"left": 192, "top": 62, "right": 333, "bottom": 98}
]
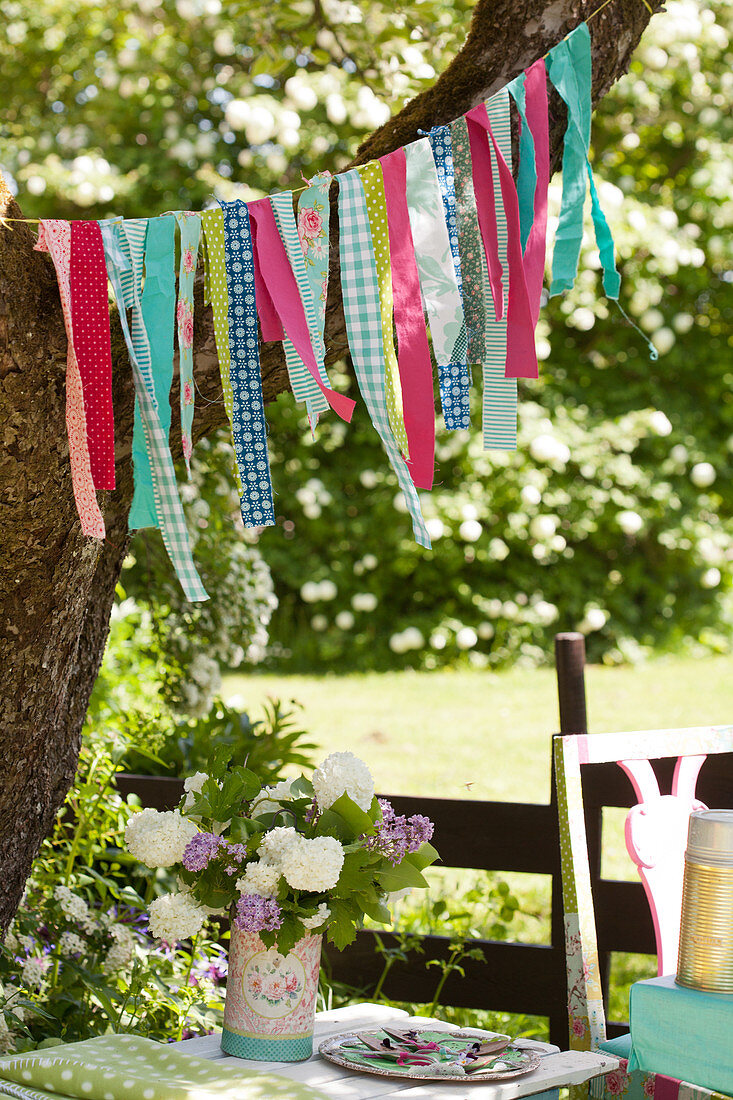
[
  {"left": 129, "top": 215, "right": 176, "bottom": 530},
  {"left": 36, "top": 220, "right": 105, "bottom": 539},
  {"left": 173, "top": 211, "right": 201, "bottom": 475},
  {"left": 296, "top": 173, "right": 333, "bottom": 427},
  {"left": 99, "top": 218, "right": 208, "bottom": 600},
  {"left": 337, "top": 169, "right": 430, "bottom": 549},
  {"left": 466, "top": 101, "right": 538, "bottom": 380},
  {"left": 404, "top": 138, "right": 469, "bottom": 431},
  {"left": 200, "top": 208, "right": 243, "bottom": 495},
  {"left": 521, "top": 58, "right": 550, "bottom": 327},
  {"left": 69, "top": 221, "right": 115, "bottom": 490},
  {"left": 506, "top": 73, "right": 537, "bottom": 253},
  {"left": 356, "top": 161, "right": 409, "bottom": 457},
  {"left": 381, "top": 147, "right": 436, "bottom": 490},
  {"left": 465, "top": 106, "right": 504, "bottom": 323},
  {"left": 450, "top": 116, "right": 486, "bottom": 367},
  {"left": 547, "top": 23, "right": 621, "bottom": 299},
  {"left": 217, "top": 199, "right": 276, "bottom": 529},
  {"left": 246, "top": 197, "right": 355, "bottom": 424},
  {"left": 269, "top": 187, "right": 330, "bottom": 428}
]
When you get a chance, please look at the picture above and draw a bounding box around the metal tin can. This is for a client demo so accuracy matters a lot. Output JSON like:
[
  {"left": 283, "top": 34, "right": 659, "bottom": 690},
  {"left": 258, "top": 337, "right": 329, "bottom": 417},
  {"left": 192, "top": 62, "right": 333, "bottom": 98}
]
[{"left": 676, "top": 809, "right": 733, "bottom": 994}]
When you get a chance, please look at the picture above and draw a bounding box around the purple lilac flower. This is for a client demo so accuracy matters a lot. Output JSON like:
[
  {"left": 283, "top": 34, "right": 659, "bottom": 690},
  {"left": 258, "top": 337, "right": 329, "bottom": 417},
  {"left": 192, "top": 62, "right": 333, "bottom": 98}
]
[
  {"left": 223, "top": 843, "right": 247, "bottom": 875},
  {"left": 362, "top": 801, "right": 435, "bottom": 865},
  {"left": 234, "top": 894, "right": 283, "bottom": 933},
  {"left": 305, "top": 796, "right": 319, "bottom": 825},
  {"left": 182, "top": 832, "right": 226, "bottom": 872}
]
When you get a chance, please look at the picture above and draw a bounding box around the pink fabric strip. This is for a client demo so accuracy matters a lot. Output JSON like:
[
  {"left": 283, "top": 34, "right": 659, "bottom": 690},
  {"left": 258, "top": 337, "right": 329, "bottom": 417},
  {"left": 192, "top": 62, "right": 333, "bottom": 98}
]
[
  {"left": 69, "top": 221, "right": 116, "bottom": 490},
  {"left": 250, "top": 225, "right": 285, "bottom": 342},
  {"left": 522, "top": 59, "right": 550, "bottom": 327},
  {"left": 465, "top": 104, "right": 504, "bottom": 322},
  {"left": 653, "top": 1075, "right": 680, "bottom": 1100},
  {"left": 380, "top": 148, "right": 435, "bottom": 491},
  {"left": 35, "top": 221, "right": 105, "bottom": 539},
  {"left": 472, "top": 104, "right": 539, "bottom": 380},
  {"left": 247, "top": 198, "right": 355, "bottom": 423}
]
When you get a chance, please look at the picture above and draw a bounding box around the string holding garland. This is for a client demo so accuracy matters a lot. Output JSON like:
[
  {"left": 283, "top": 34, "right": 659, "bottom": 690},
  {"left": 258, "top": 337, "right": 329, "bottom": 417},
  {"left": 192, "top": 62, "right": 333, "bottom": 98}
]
[{"left": 4, "top": 15, "right": 657, "bottom": 601}]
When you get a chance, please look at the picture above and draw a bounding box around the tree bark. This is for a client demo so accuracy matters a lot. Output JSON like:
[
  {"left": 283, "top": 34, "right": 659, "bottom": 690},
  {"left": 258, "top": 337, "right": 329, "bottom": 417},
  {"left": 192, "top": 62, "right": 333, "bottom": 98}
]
[{"left": 0, "top": 0, "right": 658, "bottom": 932}]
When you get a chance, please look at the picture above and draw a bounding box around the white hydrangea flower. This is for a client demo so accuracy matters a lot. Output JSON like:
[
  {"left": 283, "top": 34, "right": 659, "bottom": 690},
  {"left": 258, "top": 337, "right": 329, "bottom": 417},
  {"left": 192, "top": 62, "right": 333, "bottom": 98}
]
[
  {"left": 301, "top": 903, "right": 331, "bottom": 930},
  {"left": 236, "top": 860, "right": 282, "bottom": 898},
  {"left": 59, "top": 931, "right": 86, "bottom": 957},
  {"left": 251, "top": 779, "right": 294, "bottom": 817},
  {"left": 148, "top": 893, "right": 205, "bottom": 943},
  {"left": 183, "top": 771, "right": 209, "bottom": 811},
  {"left": 20, "top": 956, "right": 49, "bottom": 990},
  {"left": 312, "top": 751, "right": 374, "bottom": 812},
  {"left": 257, "top": 826, "right": 300, "bottom": 866},
  {"left": 125, "top": 808, "right": 199, "bottom": 869},
  {"left": 281, "top": 837, "right": 344, "bottom": 892}
]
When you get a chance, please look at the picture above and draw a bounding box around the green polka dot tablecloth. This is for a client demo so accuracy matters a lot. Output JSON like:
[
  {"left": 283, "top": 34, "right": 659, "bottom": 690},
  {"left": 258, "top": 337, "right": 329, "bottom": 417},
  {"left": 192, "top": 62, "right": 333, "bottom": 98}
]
[{"left": 0, "top": 1034, "right": 327, "bottom": 1100}]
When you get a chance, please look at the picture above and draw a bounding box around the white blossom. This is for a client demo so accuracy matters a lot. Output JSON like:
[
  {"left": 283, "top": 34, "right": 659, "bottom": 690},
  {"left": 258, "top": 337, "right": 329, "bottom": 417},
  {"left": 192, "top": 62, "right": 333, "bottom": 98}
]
[
  {"left": 648, "top": 410, "right": 672, "bottom": 436},
  {"left": 183, "top": 771, "right": 209, "bottom": 811},
  {"left": 581, "top": 607, "right": 608, "bottom": 632},
  {"left": 125, "top": 808, "right": 199, "bottom": 869},
  {"left": 281, "top": 836, "right": 344, "bottom": 892},
  {"left": 351, "top": 592, "right": 377, "bottom": 612},
  {"left": 312, "top": 751, "right": 374, "bottom": 812},
  {"left": 425, "top": 517, "right": 445, "bottom": 540},
  {"left": 335, "top": 610, "right": 355, "bottom": 630},
  {"left": 701, "top": 568, "right": 721, "bottom": 589},
  {"left": 236, "top": 860, "right": 282, "bottom": 898},
  {"left": 257, "top": 826, "right": 300, "bottom": 865},
  {"left": 529, "top": 433, "right": 570, "bottom": 468},
  {"left": 59, "top": 931, "right": 86, "bottom": 957},
  {"left": 54, "top": 886, "right": 96, "bottom": 933},
  {"left": 617, "top": 510, "right": 644, "bottom": 536},
  {"left": 20, "top": 956, "right": 49, "bottom": 989},
  {"left": 148, "top": 893, "right": 205, "bottom": 943},
  {"left": 251, "top": 779, "right": 295, "bottom": 817},
  {"left": 456, "top": 627, "right": 478, "bottom": 650},
  {"left": 459, "top": 519, "right": 482, "bottom": 542},
  {"left": 301, "top": 903, "right": 331, "bottom": 930},
  {"left": 690, "top": 462, "right": 716, "bottom": 488}
]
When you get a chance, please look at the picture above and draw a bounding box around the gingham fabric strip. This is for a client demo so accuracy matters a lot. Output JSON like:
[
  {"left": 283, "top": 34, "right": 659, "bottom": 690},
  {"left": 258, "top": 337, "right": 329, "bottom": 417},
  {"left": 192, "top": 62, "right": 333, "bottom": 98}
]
[
  {"left": 269, "top": 188, "right": 330, "bottom": 427},
  {"left": 296, "top": 172, "right": 334, "bottom": 426},
  {"left": 69, "top": 221, "right": 115, "bottom": 490},
  {"left": 450, "top": 115, "right": 486, "bottom": 366},
  {"left": 217, "top": 199, "right": 276, "bottom": 529},
  {"left": 99, "top": 218, "right": 208, "bottom": 601},
  {"left": 129, "top": 215, "right": 176, "bottom": 529},
  {"left": 200, "top": 207, "right": 243, "bottom": 494},
  {"left": 482, "top": 90, "right": 517, "bottom": 449},
  {"left": 35, "top": 221, "right": 105, "bottom": 539},
  {"left": 356, "top": 161, "right": 409, "bottom": 457},
  {"left": 521, "top": 58, "right": 550, "bottom": 326},
  {"left": 173, "top": 211, "right": 201, "bottom": 475},
  {"left": 506, "top": 73, "right": 537, "bottom": 252},
  {"left": 247, "top": 196, "right": 355, "bottom": 423},
  {"left": 465, "top": 106, "right": 504, "bottom": 322},
  {"left": 468, "top": 101, "right": 538, "bottom": 380},
  {"left": 380, "top": 147, "right": 436, "bottom": 490},
  {"left": 403, "top": 138, "right": 470, "bottom": 431},
  {"left": 337, "top": 170, "right": 431, "bottom": 550},
  {"left": 547, "top": 23, "right": 621, "bottom": 299}
]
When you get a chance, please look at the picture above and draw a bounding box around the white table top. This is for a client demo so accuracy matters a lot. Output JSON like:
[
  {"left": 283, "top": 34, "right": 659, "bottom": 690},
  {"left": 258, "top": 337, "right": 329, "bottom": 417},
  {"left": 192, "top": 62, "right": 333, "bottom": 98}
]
[{"left": 179, "top": 1003, "right": 619, "bottom": 1099}]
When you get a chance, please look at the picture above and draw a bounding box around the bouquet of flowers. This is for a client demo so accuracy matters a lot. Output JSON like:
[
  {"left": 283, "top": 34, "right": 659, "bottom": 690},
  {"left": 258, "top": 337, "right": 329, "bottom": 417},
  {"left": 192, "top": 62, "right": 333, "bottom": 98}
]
[{"left": 125, "top": 749, "right": 438, "bottom": 955}]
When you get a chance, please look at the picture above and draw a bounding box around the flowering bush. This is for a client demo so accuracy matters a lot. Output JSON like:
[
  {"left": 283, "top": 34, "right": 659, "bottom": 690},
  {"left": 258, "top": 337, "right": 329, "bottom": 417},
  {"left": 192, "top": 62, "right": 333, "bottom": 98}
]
[{"left": 125, "top": 751, "right": 438, "bottom": 955}]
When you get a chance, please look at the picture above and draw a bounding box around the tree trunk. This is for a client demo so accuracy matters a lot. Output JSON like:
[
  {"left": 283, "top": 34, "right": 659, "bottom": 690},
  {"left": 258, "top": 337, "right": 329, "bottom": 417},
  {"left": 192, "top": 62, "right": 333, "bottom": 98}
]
[{"left": 0, "top": 0, "right": 657, "bottom": 932}]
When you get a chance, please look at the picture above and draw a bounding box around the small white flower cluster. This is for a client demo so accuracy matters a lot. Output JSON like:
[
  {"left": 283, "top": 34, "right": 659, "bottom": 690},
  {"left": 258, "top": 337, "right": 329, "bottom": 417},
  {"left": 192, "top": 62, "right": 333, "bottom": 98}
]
[
  {"left": 301, "top": 902, "right": 331, "bottom": 930},
  {"left": 125, "top": 808, "right": 199, "bottom": 869},
  {"left": 20, "top": 955, "right": 49, "bottom": 990},
  {"left": 235, "top": 859, "right": 282, "bottom": 898},
  {"left": 312, "top": 751, "right": 374, "bottom": 812},
  {"left": 59, "top": 930, "right": 86, "bottom": 957},
  {"left": 183, "top": 771, "right": 209, "bottom": 811},
  {"left": 54, "top": 886, "right": 96, "bottom": 934},
  {"left": 281, "top": 836, "right": 344, "bottom": 893},
  {"left": 148, "top": 892, "right": 205, "bottom": 943},
  {"left": 251, "top": 778, "right": 295, "bottom": 817},
  {"left": 103, "top": 924, "right": 135, "bottom": 974}
]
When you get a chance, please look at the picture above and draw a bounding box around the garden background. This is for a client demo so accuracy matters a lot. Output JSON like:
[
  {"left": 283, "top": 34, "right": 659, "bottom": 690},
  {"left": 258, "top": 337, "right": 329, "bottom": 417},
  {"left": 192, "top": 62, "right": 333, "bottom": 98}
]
[{"left": 0, "top": 0, "right": 732, "bottom": 1052}]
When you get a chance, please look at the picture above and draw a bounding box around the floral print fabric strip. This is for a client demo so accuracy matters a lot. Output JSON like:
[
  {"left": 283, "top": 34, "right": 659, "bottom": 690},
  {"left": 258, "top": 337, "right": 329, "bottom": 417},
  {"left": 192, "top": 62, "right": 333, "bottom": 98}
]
[
  {"left": 173, "top": 211, "right": 201, "bottom": 476},
  {"left": 35, "top": 220, "right": 105, "bottom": 540},
  {"left": 356, "top": 160, "right": 410, "bottom": 457},
  {"left": 296, "top": 171, "right": 335, "bottom": 428},
  {"left": 218, "top": 199, "right": 276, "bottom": 529}
]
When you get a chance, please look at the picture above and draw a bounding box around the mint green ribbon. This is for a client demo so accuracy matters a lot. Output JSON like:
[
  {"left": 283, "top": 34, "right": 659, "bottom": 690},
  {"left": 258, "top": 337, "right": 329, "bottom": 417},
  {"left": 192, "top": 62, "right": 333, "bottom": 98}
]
[
  {"left": 547, "top": 23, "right": 621, "bottom": 299},
  {"left": 507, "top": 72, "right": 537, "bottom": 252}
]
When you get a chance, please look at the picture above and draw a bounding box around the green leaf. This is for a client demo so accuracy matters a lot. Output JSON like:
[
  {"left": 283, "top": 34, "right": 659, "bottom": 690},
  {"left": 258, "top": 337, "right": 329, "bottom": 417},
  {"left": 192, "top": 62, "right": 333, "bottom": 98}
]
[
  {"left": 375, "top": 859, "right": 428, "bottom": 893},
  {"left": 329, "top": 792, "right": 375, "bottom": 839},
  {"left": 405, "top": 840, "right": 439, "bottom": 872}
]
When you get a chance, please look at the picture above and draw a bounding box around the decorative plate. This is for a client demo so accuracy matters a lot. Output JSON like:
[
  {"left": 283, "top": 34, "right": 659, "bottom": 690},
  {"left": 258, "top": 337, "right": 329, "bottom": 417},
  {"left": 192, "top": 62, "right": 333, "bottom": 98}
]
[{"left": 318, "top": 1027, "right": 542, "bottom": 1083}]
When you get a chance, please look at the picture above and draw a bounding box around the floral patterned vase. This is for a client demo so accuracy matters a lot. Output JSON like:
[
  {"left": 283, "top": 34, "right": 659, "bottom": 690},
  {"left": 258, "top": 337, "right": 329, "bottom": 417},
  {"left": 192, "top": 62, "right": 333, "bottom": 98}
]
[{"left": 221, "top": 928, "right": 322, "bottom": 1061}]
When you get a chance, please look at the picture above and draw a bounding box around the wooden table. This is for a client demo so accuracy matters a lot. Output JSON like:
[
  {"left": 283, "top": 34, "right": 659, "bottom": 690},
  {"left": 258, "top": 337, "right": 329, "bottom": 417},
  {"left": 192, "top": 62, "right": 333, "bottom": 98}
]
[{"left": 180, "top": 1003, "right": 619, "bottom": 1099}]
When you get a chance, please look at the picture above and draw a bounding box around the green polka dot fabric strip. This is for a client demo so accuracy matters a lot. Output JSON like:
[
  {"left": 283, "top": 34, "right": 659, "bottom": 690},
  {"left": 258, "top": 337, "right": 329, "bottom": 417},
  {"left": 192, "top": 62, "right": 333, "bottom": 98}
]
[
  {"left": 356, "top": 161, "right": 410, "bottom": 458},
  {"left": 0, "top": 1033, "right": 329, "bottom": 1100}
]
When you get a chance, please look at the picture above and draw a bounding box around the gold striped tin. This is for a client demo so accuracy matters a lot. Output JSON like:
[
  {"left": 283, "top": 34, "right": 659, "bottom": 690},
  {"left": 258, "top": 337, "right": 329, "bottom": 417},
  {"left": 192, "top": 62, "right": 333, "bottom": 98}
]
[{"left": 676, "top": 810, "right": 733, "bottom": 995}]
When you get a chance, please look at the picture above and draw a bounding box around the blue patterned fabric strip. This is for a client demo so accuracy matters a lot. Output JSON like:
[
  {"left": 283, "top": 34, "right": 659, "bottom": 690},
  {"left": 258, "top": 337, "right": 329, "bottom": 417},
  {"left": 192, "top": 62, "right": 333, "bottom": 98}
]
[
  {"left": 99, "top": 218, "right": 208, "bottom": 601},
  {"left": 337, "top": 170, "right": 431, "bottom": 549},
  {"left": 218, "top": 199, "right": 275, "bottom": 529}
]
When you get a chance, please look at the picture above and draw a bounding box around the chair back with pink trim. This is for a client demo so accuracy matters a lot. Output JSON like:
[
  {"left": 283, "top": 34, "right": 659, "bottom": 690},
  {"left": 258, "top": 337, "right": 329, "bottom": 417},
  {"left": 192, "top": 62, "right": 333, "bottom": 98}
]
[{"left": 554, "top": 726, "right": 733, "bottom": 1053}]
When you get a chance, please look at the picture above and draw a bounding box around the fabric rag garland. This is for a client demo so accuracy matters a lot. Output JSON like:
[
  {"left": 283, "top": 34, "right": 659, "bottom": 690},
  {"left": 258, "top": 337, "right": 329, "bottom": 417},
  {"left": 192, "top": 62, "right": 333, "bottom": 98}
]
[{"left": 38, "top": 20, "right": 630, "bottom": 599}]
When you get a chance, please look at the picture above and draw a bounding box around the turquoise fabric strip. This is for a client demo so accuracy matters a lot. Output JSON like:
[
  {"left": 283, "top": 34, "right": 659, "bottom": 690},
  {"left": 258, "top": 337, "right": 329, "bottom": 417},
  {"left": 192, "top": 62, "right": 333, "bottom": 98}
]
[
  {"left": 100, "top": 218, "right": 208, "bottom": 602},
  {"left": 129, "top": 216, "right": 176, "bottom": 530},
  {"left": 506, "top": 72, "right": 537, "bottom": 252},
  {"left": 547, "top": 23, "right": 621, "bottom": 299},
  {"left": 337, "top": 170, "right": 430, "bottom": 549}
]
